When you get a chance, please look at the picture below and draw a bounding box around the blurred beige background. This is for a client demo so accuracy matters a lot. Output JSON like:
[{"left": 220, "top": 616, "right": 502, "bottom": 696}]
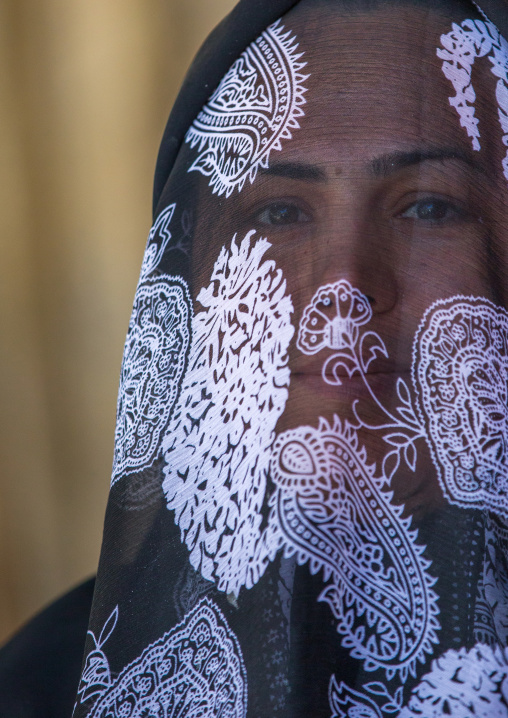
[{"left": 0, "top": 0, "right": 236, "bottom": 644}]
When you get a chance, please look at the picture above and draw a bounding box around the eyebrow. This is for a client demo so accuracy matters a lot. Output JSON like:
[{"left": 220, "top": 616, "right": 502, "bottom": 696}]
[
  {"left": 258, "top": 147, "right": 481, "bottom": 184},
  {"left": 259, "top": 161, "right": 327, "bottom": 182},
  {"left": 370, "top": 147, "right": 479, "bottom": 177}
]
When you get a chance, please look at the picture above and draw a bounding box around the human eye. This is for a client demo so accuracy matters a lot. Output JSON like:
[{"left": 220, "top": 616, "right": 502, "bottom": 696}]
[
  {"left": 398, "top": 196, "right": 466, "bottom": 224},
  {"left": 253, "top": 200, "right": 312, "bottom": 226}
]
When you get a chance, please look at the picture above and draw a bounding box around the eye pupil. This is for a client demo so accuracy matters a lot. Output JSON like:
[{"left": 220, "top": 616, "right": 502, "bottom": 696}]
[
  {"left": 417, "top": 200, "right": 448, "bottom": 221},
  {"left": 268, "top": 203, "right": 299, "bottom": 224}
]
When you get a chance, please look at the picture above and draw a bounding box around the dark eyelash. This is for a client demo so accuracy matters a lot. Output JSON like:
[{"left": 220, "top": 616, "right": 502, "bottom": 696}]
[{"left": 398, "top": 197, "right": 467, "bottom": 223}]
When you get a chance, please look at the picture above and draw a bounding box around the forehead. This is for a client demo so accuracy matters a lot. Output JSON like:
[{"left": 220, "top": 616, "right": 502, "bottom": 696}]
[{"left": 281, "top": 2, "right": 499, "bottom": 164}]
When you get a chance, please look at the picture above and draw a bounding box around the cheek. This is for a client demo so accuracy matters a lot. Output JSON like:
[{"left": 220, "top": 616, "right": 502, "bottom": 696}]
[
  {"left": 396, "top": 230, "right": 493, "bottom": 311},
  {"left": 191, "top": 252, "right": 214, "bottom": 301},
  {"left": 264, "top": 241, "right": 314, "bottom": 317},
  {"left": 191, "top": 232, "right": 228, "bottom": 300},
  {"left": 487, "top": 193, "right": 508, "bottom": 307}
]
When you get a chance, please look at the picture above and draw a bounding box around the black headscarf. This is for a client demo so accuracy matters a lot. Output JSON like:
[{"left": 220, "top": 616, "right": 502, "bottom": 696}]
[{"left": 74, "top": 1, "right": 508, "bottom": 716}]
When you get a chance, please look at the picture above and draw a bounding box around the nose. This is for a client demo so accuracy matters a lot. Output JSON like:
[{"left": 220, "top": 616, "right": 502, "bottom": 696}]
[{"left": 313, "top": 214, "right": 398, "bottom": 315}]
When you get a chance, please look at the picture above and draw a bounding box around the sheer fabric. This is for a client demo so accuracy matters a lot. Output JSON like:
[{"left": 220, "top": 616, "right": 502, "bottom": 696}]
[{"left": 74, "top": 1, "right": 508, "bottom": 716}]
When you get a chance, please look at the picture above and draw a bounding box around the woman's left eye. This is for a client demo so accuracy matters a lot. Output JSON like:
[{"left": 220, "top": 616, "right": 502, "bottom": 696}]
[
  {"left": 254, "top": 202, "right": 311, "bottom": 226},
  {"left": 399, "top": 198, "right": 464, "bottom": 223}
]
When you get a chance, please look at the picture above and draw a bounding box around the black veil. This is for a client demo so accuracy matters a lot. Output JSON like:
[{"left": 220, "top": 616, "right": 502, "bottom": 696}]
[{"left": 74, "top": 1, "right": 508, "bottom": 716}]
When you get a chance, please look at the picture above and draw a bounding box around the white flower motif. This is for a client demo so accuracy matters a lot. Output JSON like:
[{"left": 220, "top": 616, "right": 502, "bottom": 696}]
[
  {"left": 163, "top": 230, "right": 294, "bottom": 594},
  {"left": 400, "top": 643, "right": 508, "bottom": 718},
  {"left": 297, "top": 280, "right": 372, "bottom": 355}
]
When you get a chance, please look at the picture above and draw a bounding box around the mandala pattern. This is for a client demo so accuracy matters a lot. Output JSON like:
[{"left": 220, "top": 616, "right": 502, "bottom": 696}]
[
  {"left": 270, "top": 417, "right": 439, "bottom": 679},
  {"left": 438, "top": 17, "right": 508, "bottom": 180},
  {"left": 111, "top": 276, "right": 191, "bottom": 485},
  {"left": 162, "top": 230, "right": 294, "bottom": 594},
  {"left": 413, "top": 297, "right": 508, "bottom": 518},
  {"left": 80, "top": 598, "right": 247, "bottom": 718},
  {"left": 185, "top": 20, "right": 308, "bottom": 197},
  {"left": 399, "top": 643, "right": 508, "bottom": 718}
]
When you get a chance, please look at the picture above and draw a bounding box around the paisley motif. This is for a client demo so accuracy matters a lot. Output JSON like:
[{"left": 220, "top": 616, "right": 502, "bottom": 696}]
[
  {"left": 112, "top": 276, "right": 191, "bottom": 484},
  {"left": 185, "top": 20, "right": 308, "bottom": 197},
  {"left": 413, "top": 296, "right": 508, "bottom": 518},
  {"left": 270, "top": 417, "right": 439, "bottom": 680},
  {"left": 83, "top": 598, "right": 247, "bottom": 718},
  {"left": 328, "top": 676, "right": 383, "bottom": 718}
]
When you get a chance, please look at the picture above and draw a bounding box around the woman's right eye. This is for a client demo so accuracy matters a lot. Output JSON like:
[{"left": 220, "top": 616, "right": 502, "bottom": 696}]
[{"left": 254, "top": 202, "right": 311, "bottom": 226}]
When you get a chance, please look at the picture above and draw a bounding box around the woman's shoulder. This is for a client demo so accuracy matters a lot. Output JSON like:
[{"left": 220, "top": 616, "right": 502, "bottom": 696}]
[{"left": 0, "top": 577, "right": 95, "bottom": 718}]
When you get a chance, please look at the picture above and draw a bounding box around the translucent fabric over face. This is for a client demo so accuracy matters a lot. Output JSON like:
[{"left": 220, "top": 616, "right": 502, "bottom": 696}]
[{"left": 73, "top": 1, "right": 508, "bottom": 716}]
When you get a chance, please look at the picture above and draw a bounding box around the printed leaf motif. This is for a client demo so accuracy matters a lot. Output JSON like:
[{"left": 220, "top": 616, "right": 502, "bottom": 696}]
[
  {"left": 438, "top": 18, "right": 508, "bottom": 181},
  {"left": 78, "top": 608, "right": 118, "bottom": 704},
  {"left": 382, "top": 451, "right": 400, "bottom": 482},
  {"left": 360, "top": 331, "right": 388, "bottom": 372},
  {"left": 329, "top": 676, "right": 382, "bottom": 718},
  {"left": 396, "top": 378, "right": 412, "bottom": 407},
  {"left": 98, "top": 607, "right": 118, "bottom": 649},
  {"left": 404, "top": 443, "right": 417, "bottom": 472},
  {"left": 384, "top": 433, "right": 413, "bottom": 448},
  {"left": 364, "top": 682, "right": 390, "bottom": 697},
  {"left": 323, "top": 353, "right": 359, "bottom": 385}
]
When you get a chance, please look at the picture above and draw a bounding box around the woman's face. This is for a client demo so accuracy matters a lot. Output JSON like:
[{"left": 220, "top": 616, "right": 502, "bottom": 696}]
[{"left": 191, "top": 3, "right": 508, "bottom": 508}]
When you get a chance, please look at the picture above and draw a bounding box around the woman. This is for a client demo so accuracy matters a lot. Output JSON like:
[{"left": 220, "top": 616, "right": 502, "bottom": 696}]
[
  {"left": 7, "top": 0, "right": 508, "bottom": 715},
  {"left": 77, "top": 0, "right": 508, "bottom": 715}
]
